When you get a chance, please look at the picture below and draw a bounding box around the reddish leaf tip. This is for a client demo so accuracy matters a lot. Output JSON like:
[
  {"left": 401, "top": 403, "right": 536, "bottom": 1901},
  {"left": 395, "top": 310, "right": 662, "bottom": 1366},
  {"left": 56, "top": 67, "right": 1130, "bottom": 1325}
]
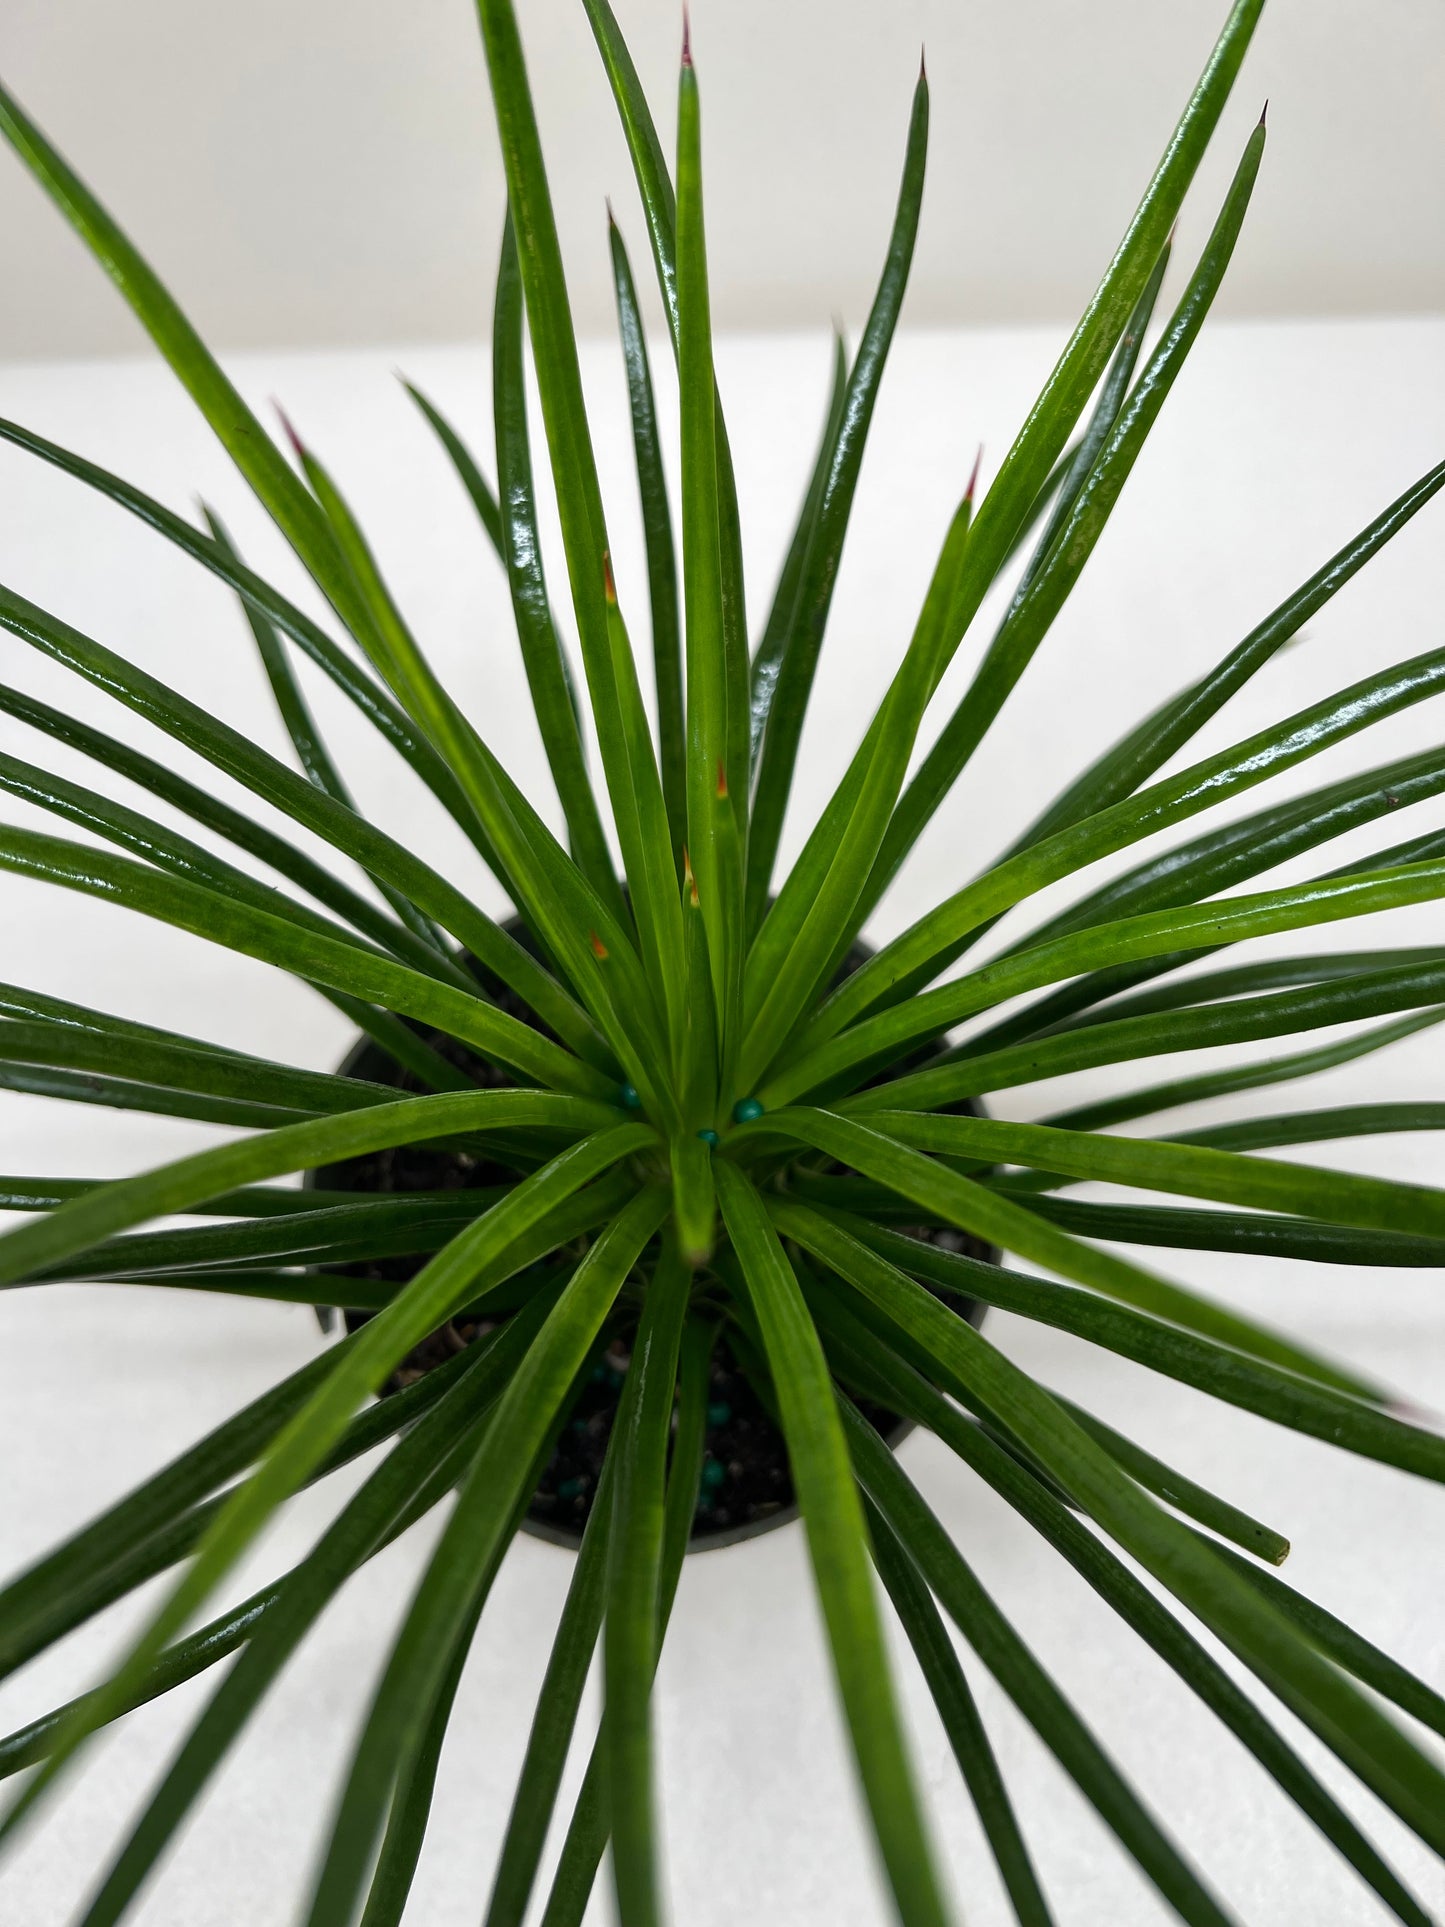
[
  {"left": 964, "top": 443, "right": 984, "bottom": 504},
  {"left": 272, "top": 401, "right": 304, "bottom": 463},
  {"left": 602, "top": 549, "right": 618, "bottom": 606},
  {"left": 589, "top": 929, "right": 609, "bottom": 962},
  {"left": 918, "top": 45, "right": 927, "bottom": 82},
  {"left": 1258, "top": 98, "right": 1269, "bottom": 128},
  {"left": 716, "top": 758, "right": 728, "bottom": 801},
  {"left": 681, "top": 5, "right": 692, "bottom": 67}
]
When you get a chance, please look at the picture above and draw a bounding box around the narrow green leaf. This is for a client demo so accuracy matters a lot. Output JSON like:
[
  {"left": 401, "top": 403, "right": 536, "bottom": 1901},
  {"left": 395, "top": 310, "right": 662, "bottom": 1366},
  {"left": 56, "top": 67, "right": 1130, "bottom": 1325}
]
[
  {"left": 860, "top": 12, "right": 1267, "bottom": 896},
  {"left": 0, "top": 1130, "right": 651, "bottom": 1843},
  {"left": 0, "top": 1088, "right": 634, "bottom": 1293},
  {"left": 867, "top": 1107, "right": 1445, "bottom": 1245},
  {"left": 754, "top": 1109, "right": 1376, "bottom": 1397},
  {"left": 1036, "top": 1009, "right": 1445, "bottom": 1138},
  {"left": 778, "top": 857, "right": 1445, "bottom": 1105},
  {"left": 739, "top": 485, "right": 975, "bottom": 1094},
  {"left": 746, "top": 68, "right": 930, "bottom": 912},
  {"left": 749, "top": 329, "right": 849, "bottom": 771},
  {"left": 0, "top": 413, "right": 508, "bottom": 879},
  {"left": 605, "top": 1236, "right": 689, "bottom": 1927},
  {"left": 0, "top": 579, "right": 610, "bottom": 1066},
  {"left": 995, "top": 1190, "right": 1445, "bottom": 1268},
  {"left": 676, "top": 44, "right": 740, "bottom": 1041},
  {"left": 493, "top": 213, "right": 622, "bottom": 909},
  {"left": 300, "top": 1188, "right": 666, "bottom": 1927},
  {"left": 867, "top": 1506, "right": 1055, "bottom": 1927},
  {"left": 809, "top": 1222, "right": 1445, "bottom": 1859},
  {"left": 866, "top": 955, "right": 1445, "bottom": 1116},
  {"left": 609, "top": 214, "right": 685, "bottom": 867},
  {"left": 714, "top": 1160, "right": 951, "bottom": 1927},
  {"left": 0, "top": 80, "right": 372, "bottom": 644},
  {"left": 1011, "top": 453, "right": 1445, "bottom": 855},
  {"left": 1051, "top": 1396, "right": 1289, "bottom": 1564},
  {"left": 845, "top": 1403, "right": 1233, "bottom": 1927},
  {"left": 0, "top": 824, "right": 613, "bottom": 1100},
  {"left": 812, "top": 630, "right": 1445, "bottom": 1044},
  {"left": 819, "top": 1303, "right": 1429, "bottom": 1927},
  {"left": 202, "top": 505, "right": 451, "bottom": 958},
  {"left": 74, "top": 1308, "right": 548, "bottom": 1927},
  {"left": 401, "top": 376, "right": 505, "bottom": 556},
  {"left": 1211, "top": 1547, "right": 1445, "bottom": 1743},
  {"left": 791, "top": 1202, "right": 1445, "bottom": 1477},
  {"left": 286, "top": 430, "right": 672, "bottom": 1104}
]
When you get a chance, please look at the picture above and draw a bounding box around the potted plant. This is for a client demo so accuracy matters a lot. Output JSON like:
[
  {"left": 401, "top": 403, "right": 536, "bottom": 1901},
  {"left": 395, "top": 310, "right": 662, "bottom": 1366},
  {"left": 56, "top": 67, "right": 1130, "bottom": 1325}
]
[{"left": 1, "top": 0, "right": 1443, "bottom": 1920}]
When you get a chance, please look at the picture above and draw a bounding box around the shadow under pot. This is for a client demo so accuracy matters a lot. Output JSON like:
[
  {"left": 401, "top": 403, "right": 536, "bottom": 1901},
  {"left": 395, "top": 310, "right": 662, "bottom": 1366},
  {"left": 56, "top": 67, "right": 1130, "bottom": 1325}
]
[{"left": 310, "top": 915, "right": 994, "bottom": 1553}]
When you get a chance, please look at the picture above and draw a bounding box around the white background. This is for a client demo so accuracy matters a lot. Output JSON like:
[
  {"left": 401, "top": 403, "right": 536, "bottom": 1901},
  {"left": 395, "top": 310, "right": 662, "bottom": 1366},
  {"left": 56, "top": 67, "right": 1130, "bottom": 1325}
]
[
  {"left": 0, "top": 1, "right": 1443, "bottom": 1922},
  {"left": 0, "top": 0, "right": 1442, "bottom": 359}
]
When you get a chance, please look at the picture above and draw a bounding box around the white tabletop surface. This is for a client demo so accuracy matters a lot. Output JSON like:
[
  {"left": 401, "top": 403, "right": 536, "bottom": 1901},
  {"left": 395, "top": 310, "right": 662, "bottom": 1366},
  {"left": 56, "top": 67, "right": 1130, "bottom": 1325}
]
[{"left": 0, "top": 313, "right": 1443, "bottom": 1925}]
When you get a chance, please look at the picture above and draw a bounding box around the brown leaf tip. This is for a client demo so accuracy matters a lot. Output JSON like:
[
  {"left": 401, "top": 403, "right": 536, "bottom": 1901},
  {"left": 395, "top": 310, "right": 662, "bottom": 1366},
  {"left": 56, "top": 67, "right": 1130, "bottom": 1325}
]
[
  {"left": 715, "top": 758, "right": 728, "bottom": 801},
  {"left": 602, "top": 550, "right": 618, "bottom": 606},
  {"left": 919, "top": 46, "right": 927, "bottom": 83},
  {"left": 1258, "top": 99, "right": 1269, "bottom": 128},
  {"left": 589, "top": 929, "right": 609, "bottom": 961},
  {"left": 681, "top": 5, "right": 693, "bottom": 67},
  {"left": 682, "top": 846, "right": 700, "bottom": 907}
]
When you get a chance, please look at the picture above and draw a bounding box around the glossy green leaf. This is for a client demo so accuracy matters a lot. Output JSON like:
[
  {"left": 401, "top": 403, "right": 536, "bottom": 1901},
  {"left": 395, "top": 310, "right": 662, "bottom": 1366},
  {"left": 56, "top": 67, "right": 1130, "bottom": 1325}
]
[
  {"left": 803, "top": 1218, "right": 1445, "bottom": 1856},
  {"left": 0, "top": 1129, "right": 651, "bottom": 1843},
  {"left": 715, "top": 1160, "right": 951, "bottom": 1927},
  {"left": 746, "top": 69, "right": 930, "bottom": 914},
  {"left": 867, "top": 1505, "right": 1055, "bottom": 1927},
  {"left": 605, "top": 1236, "right": 689, "bottom": 1927},
  {"left": 0, "top": 824, "right": 612, "bottom": 1099},
  {"left": 494, "top": 214, "right": 622, "bottom": 909},
  {"left": 401, "top": 377, "right": 505, "bottom": 556},
  {"left": 0, "top": 414, "right": 508, "bottom": 877},
  {"left": 752, "top": 1109, "right": 1374, "bottom": 1395},
  {"left": 818, "top": 1304, "right": 1429, "bottom": 1927},
  {"left": 775, "top": 1199, "right": 1445, "bottom": 1489},
  {"left": 749, "top": 330, "right": 849, "bottom": 771},
  {"left": 300, "top": 1188, "right": 666, "bottom": 1927},
  {"left": 609, "top": 214, "right": 686, "bottom": 867},
  {"left": 866, "top": 953, "right": 1445, "bottom": 1115}
]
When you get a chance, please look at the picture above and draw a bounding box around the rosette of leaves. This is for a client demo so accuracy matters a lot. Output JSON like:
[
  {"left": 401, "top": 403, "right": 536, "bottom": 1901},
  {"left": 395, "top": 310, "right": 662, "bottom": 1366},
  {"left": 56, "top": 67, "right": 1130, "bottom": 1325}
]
[{"left": 1, "top": 1, "right": 1444, "bottom": 1922}]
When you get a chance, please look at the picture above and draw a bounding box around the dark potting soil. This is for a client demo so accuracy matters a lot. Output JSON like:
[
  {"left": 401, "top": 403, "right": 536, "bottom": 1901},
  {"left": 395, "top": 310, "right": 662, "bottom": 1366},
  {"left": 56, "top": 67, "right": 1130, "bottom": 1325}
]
[{"left": 312, "top": 934, "right": 992, "bottom": 1548}]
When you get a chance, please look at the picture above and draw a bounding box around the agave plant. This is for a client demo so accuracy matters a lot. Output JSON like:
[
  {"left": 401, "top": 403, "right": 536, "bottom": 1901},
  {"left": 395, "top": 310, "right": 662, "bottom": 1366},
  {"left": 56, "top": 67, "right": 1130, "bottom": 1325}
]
[{"left": 0, "top": 0, "right": 1443, "bottom": 1921}]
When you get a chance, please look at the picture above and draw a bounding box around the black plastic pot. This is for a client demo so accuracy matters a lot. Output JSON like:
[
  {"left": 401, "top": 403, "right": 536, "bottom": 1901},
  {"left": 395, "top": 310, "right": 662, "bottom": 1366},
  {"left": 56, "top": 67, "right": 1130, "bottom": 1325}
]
[{"left": 310, "top": 917, "right": 992, "bottom": 1553}]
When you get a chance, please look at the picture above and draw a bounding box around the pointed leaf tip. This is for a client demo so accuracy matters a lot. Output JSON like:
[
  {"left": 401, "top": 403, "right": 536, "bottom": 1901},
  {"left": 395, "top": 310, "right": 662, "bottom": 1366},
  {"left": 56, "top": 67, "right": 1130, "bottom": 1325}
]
[
  {"left": 589, "top": 929, "right": 609, "bottom": 961},
  {"left": 1258, "top": 99, "right": 1269, "bottom": 128},
  {"left": 681, "top": 5, "right": 692, "bottom": 67},
  {"left": 964, "top": 444, "right": 984, "bottom": 503},
  {"left": 918, "top": 45, "right": 927, "bottom": 82},
  {"left": 602, "top": 549, "right": 618, "bottom": 606},
  {"left": 716, "top": 758, "right": 728, "bottom": 801},
  {"left": 272, "top": 401, "right": 304, "bottom": 462}
]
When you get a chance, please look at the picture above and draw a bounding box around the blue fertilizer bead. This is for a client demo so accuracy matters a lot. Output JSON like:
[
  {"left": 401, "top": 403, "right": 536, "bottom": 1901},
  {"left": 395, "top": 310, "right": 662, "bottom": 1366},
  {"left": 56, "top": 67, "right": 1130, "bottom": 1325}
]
[
  {"left": 700, "top": 1458, "right": 726, "bottom": 1490},
  {"left": 732, "top": 1096, "right": 764, "bottom": 1123},
  {"left": 557, "top": 1476, "right": 587, "bottom": 1501},
  {"left": 696, "top": 1127, "right": 719, "bottom": 1147},
  {"left": 618, "top": 1083, "right": 642, "bottom": 1110},
  {"left": 706, "top": 1401, "right": 732, "bottom": 1427}
]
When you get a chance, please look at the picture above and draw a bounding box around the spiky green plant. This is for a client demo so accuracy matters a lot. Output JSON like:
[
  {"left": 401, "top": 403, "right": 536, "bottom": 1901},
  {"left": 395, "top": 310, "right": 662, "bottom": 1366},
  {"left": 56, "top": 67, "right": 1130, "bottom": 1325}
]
[{"left": 0, "top": 1, "right": 1443, "bottom": 1921}]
